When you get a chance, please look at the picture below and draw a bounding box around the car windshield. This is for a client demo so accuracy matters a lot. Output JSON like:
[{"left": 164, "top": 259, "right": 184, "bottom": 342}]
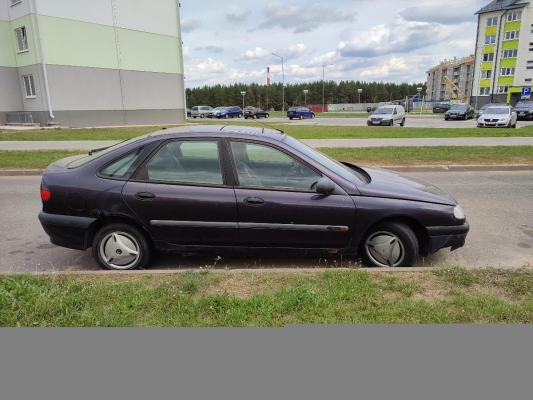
[
  {"left": 485, "top": 108, "right": 509, "bottom": 114},
  {"left": 374, "top": 108, "right": 393, "bottom": 114},
  {"left": 288, "top": 107, "right": 297, "bottom": 111},
  {"left": 282, "top": 136, "right": 366, "bottom": 184},
  {"left": 451, "top": 106, "right": 467, "bottom": 111}
]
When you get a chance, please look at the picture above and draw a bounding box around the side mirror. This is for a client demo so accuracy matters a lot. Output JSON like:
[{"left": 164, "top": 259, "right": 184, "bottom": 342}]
[{"left": 316, "top": 177, "right": 335, "bottom": 194}]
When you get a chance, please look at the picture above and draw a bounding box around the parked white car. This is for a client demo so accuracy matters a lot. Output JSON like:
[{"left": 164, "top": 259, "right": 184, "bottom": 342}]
[
  {"left": 477, "top": 106, "right": 517, "bottom": 128},
  {"left": 367, "top": 105, "right": 405, "bottom": 126}
]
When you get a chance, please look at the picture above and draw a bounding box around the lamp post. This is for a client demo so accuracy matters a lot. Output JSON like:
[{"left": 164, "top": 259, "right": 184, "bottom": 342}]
[
  {"left": 416, "top": 87, "right": 422, "bottom": 112},
  {"left": 357, "top": 88, "right": 362, "bottom": 104},
  {"left": 322, "top": 63, "right": 333, "bottom": 113},
  {"left": 241, "top": 91, "right": 246, "bottom": 110},
  {"left": 272, "top": 53, "right": 284, "bottom": 113},
  {"left": 303, "top": 89, "right": 308, "bottom": 105}
]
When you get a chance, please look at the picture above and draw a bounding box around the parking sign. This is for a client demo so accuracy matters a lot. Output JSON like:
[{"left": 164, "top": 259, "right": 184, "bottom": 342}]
[{"left": 521, "top": 87, "right": 531, "bottom": 99}]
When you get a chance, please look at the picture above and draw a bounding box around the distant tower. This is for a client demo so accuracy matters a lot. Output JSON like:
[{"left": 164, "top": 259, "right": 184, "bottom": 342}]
[{"left": 267, "top": 67, "right": 271, "bottom": 86}]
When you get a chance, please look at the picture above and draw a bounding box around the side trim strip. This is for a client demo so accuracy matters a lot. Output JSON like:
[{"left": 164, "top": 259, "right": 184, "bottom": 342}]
[
  {"left": 427, "top": 221, "right": 470, "bottom": 236},
  {"left": 150, "top": 220, "right": 348, "bottom": 232}
]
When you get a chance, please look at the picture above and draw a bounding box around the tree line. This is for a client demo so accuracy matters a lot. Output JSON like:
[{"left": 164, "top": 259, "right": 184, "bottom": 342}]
[{"left": 185, "top": 80, "right": 427, "bottom": 110}]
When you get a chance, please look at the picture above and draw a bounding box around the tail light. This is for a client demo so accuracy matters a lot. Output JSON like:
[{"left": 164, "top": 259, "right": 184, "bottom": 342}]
[{"left": 40, "top": 180, "right": 51, "bottom": 202}]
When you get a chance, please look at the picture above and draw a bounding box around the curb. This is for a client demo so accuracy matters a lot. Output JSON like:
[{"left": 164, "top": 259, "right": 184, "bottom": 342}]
[{"left": 1, "top": 164, "right": 532, "bottom": 177}]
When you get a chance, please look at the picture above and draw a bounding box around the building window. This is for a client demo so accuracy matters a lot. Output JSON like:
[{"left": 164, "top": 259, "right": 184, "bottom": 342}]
[
  {"left": 503, "top": 30, "right": 520, "bottom": 40},
  {"left": 526, "top": 78, "right": 532, "bottom": 82},
  {"left": 14, "top": 27, "right": 28, "bottom": 52},
  {"left": 485, "top": 35, "right": 496, "bottom": 44},
  {"left": 487, "top": 17, "right": 498, "bottom": 27},
  {"left": 483, "top": 53, "right": 494, "bottom": 62},
  {"left": 480, "top": 87, "right": 490, "bottom": 96},
  {"left": 481, "top": 70, "right": 492, "bottom": 79},
  {"left": 507, "top": 11, "right": 522, "bottom": 22},
  {"left": 531, "top": 24, "right": 533, "bottom": 34},
  {"left": 22, "top": 75, "right": 36, "bottom": 98},
  {"left": 527, "top": 61, "right": 533, "bottom": 70},
  {"left": 500, "top": 67, "right": 515, "bottom": 76},
  {"left": 497, "top": 86, "right": 509, "bottom": 93},
  {"left": 502, "top": 49, "right": 518, "bottom": 58}
]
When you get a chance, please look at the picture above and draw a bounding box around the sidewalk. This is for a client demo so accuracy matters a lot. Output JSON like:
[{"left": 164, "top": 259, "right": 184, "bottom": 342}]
[{"left": 2, "top": 137, "right": 533, "bottom": 151}]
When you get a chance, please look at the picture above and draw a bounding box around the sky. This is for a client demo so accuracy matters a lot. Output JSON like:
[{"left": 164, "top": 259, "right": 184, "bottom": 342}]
[{"left": 180, "top": 0, "right": 488, "bottom": 89}]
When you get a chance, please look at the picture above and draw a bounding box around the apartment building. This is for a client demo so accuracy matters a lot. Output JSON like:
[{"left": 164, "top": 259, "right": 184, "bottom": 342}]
[
  {"left": 471, "top": 0, "right": 533, "bottom": 108},
  {"left": 426, "top": 55, "right": 474, "bottom": 101},
  {"left": 0, "top": 0, "right": 186, "bottom": 127}
]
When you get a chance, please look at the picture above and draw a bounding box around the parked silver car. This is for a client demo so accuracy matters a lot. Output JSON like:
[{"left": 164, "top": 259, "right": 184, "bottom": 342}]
[{"left": 477, "top": 106, "right": 517, "bottom": 128}]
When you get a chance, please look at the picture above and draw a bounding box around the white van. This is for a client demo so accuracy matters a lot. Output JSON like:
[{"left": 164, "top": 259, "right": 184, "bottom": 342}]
[
  {"left": 367, "top": 105, "right": 405, "bottom": 126},
  {"left": 191, "top": 106, "right": 213, "bottom": 118}
]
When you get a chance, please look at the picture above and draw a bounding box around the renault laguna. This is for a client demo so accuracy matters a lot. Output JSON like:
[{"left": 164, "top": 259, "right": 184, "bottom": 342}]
[{"left": 38, "top": 125, "right": 469, "bottom": 270}]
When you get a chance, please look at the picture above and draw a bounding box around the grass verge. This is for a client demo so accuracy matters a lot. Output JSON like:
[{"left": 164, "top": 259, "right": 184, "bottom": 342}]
[
  {"left": 2, "top": 146, "right": 532, "bottom": 170},
  {"left": 3, "top": 125, "right": 533, "bottom": 141},
  {"left": 1, "top": 267, "right": 533, "bottom": 326}
]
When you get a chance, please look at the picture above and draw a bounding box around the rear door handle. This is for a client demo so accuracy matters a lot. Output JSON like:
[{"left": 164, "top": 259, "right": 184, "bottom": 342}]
[
  {"left": 244, "top": 197, "right": 264, "bottom": 206},
  {"left": 135, "top": 192, "right": 155, "bottom": 201}
]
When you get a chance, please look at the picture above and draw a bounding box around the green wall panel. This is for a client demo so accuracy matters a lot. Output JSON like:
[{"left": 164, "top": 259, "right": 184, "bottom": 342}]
[
  {"left": 504, "top": 21, "right": 521, "bottom": 31},
  {"left": 11, "top": 15, "right": 39, "bottom": 67},
  {"left": 485, "top": 26, "right": 497, "bottom": 36},
  {"left": 0, "top": 21, "right": 16, "bottom": 67},
  {"left": 117, "top": 29, "right": 182, "bottom": 74},
  {"left": 498, "top": 76, "right": 514, "bottom": 85},
  {"left": 500, "top": 58, "right": 516, "bottom": 68},
  {"left": 479, "top": 79, "right": 491, "bottom": 88},
  {"left": 482, "top": 62, "right": 493, "bottom": 71},
  {"left": 483, "top": 44, "right": 495, "bottom": 53},
  {"left": 39, "top": 16, "right": 119, "bottom": 69},
  {"left": 502, "top": 40, "right": 519, "bottom": 50}
]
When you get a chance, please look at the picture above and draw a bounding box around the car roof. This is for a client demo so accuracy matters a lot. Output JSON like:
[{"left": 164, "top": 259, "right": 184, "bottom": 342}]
[
  {"left": 149, "top": 125, "right": 285, "bottom": 141},
  {"left": 486, "top": 106, "right": 510, "bottom": 110}
]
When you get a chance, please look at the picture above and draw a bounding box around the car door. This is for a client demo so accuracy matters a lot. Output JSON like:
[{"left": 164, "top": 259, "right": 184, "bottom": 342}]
[
  {"left": 122, "top": 139, "right": 239, "bottom": 246},
  {"left": 228, "top": 140, "right": 356, "bottom": 249}
]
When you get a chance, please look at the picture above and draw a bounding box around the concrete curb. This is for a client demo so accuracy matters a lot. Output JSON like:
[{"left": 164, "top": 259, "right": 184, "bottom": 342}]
[{"left": 1, "top": 164, "right": 532, "bottom": 177}]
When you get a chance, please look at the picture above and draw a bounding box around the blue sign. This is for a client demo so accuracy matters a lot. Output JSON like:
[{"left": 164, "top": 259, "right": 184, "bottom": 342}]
[{"left": 521, "top": 87, "right": 531, "bottom": 96}]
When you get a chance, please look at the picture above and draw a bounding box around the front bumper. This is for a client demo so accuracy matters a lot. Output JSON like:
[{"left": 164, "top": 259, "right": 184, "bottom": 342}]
[
  {"left": 477, "top": 121, "right": 509, "bottom": 127},
  {"left": 427, "top": 221, "right": 469, "bottom": 254},
  {"left": 367, "top": 120, "right": 389, "bottom": 126},
  {"left": 38, "top": 211, "right": 96, "bottom": 250}
]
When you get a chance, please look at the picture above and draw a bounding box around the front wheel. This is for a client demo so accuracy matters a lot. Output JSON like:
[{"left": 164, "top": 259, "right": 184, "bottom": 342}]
[
  {"left": 299, "top": 115, "right": 303, "bottom": 120},
  {"left": 400, "top": 118, "right": 405, "bottom": 127},
  {"left": 359, "top": 222, "right": 419, "bottom": 268},
  {"left": 265, "top": 114, "right": 269, "bottom": 118},
  {"left": 92, "top": 223, "right": 151, "bottom": 270},
  {"left": 389, "top": 119, "right": 393, "bottom": 126},
  {"left": 311, "top": 114, "right": 315, "bottom": 119},
  {"left": 253, "top": 115, "right": 257, "bottom": 119},
  {"left": 225, "top": 114, "right": 229, "bottom": 119}
]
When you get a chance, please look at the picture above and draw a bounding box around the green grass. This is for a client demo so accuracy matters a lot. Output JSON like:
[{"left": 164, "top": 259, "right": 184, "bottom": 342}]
[
  {"left": 318, "top": 146, "right": 533, "bottom": 166},
  {"left": 2, "top": 268, "right": 533, "bottom": 326},
  {"left": 3, "top": 125, "right": 533, "bottom": 141},
  {"left": 2, "top": 146, "right": 533, "bottom": 169}
]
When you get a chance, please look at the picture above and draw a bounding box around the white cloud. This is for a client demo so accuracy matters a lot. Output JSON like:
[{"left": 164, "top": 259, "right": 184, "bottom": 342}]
[
  {"left": 226, "top": 10, "right": 252, "bottom": 23},
  {"left": 181, "top": 18, "right": 201, "bottom": 33},
  {"left": 242, "top": 47, "right": 271, "bottom": 60}
]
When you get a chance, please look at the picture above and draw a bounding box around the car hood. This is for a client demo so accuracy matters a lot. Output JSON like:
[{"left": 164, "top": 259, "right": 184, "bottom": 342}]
[
  {"left": 350, "top": 165, "right": 457, "bottom": 206},
  {"left": 478, "top": 113, "right": 509, "bottom": 119}
]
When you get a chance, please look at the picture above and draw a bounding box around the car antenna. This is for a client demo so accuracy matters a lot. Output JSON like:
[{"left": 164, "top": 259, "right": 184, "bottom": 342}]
[{"left": 257, "top": 120, "right": 284, "bottom": 134}]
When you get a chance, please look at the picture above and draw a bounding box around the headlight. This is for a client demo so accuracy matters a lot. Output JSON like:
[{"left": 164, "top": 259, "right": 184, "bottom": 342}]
[
  {"left": 453, "top": 206, "right": 465, "bottom": 221},
  {"left": 499, "top": 118, "right": 508, "bottom": 122}
]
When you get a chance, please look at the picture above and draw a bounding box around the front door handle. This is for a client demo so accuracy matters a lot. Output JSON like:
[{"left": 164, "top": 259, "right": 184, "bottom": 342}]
[
  {"left": 135, "top": 191, "right": 155, "bottom": 201},
  {"left": 244, "top": 197, "right": 264, "bottom": 206}
]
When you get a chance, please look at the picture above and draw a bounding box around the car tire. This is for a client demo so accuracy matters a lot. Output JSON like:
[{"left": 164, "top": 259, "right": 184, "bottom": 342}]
[
  {"left": 359, "top": 222, "right": 419, "bottom": 268},
  {"left": 311, "top": 114, "right": 315, "bottom": 119},
  {"left": 289, "top": 117, "right": 293, "bottom": 120},
  {"left": 192, "top": 116, "right": 197, "bottom": 119},
  {"left": 400, "top": 118, "right": 405, "bottom": 127},
  {"left": 265, "top": 114, "right": 269, "bottom": 118},
  {"left": 253, "top": 115, "right": 257, "bottom": 119},
  {"left": 507, "top": 121, "right": 512, "bottom": 128},
  {"left": 389, "top": 119, "right": 393, "bottom": 126},
  {"left": 200, "top": 114, "right": 205, "bottom": 118},
  {"left": 463, "top": 115, "right": 467, "bottom": 120},
  {"left": 239, "top": 114, "right": 243, "bottom": 118},
  {"left": 445, "top": 117, "right": 449, "bottom": 121},
  {"left": 225, "top": 115, "right": 229, "bottom": 119},
  {"left": 299, "top": 115, "right": 303, "bottom": 120},
  {"left": 92, "top": 223, "right": 152, "bottom": 271}
]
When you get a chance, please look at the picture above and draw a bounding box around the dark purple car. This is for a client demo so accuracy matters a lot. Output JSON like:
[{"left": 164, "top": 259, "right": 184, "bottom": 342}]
[{"left": 38, "top": 125, "right": 469, "bottom": 270}]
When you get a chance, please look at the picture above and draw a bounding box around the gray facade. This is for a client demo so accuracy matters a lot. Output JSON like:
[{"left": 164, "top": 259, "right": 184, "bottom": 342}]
[{"left": 426, "top": 55, "right": 474, "bottom": 101}]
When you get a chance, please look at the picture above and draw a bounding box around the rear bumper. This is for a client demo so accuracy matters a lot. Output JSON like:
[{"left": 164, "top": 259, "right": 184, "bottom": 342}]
[
  {"left": 38, "top": 211, "right": 95, "bottom": 250},
  {"left": 427, "top": 221, "right": 469, "bottom": 254}
]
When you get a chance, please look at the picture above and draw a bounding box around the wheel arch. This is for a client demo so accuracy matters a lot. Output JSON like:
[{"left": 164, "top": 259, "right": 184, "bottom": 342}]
[{"left": 84, "top": 216, "right": 153, "bottom": 250}]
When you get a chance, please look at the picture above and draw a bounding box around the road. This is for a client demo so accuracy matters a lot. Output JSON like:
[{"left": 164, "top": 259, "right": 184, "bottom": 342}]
[{"left": 1, "top": 172, "right": 532, "bottom": 272}]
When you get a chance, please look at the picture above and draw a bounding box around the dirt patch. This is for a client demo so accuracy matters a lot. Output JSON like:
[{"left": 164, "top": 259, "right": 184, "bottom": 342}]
[{"left": 371, "top": 271, "right": 451, "bottom": 302}]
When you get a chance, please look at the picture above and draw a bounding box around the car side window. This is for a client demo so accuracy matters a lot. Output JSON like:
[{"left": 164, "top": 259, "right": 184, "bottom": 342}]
[
  {"left": 99, "top": 147, "right": 145, "bottom": 180},
  {"left": 145, "top": 140, "right": 223, "bottom": 185},
  {"left": 230, "top": 141, "right": 321, "bottom": 191}
]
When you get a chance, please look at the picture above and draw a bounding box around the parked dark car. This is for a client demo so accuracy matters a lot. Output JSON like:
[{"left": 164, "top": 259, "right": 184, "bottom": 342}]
[
  {"left": 215, "top": 106, "right": 243, "bottom": 119},
  {"left": 432, "top": 103, "right": 451, "bottom": 113},
  {"left": 514, "top": 101, "right": 533, "bottom": 120},
  {"left": 444, "top": 104, "right": 475, "bottom": 120},
  {"left": 287, "top": 106, "right": 315, "bottom": 120},
  {"left": 38, "top": 125, "right": 469, "bottom": 270},
  {"left": 366, "top": 105, "right": 377, "bottom": 113},
  {"left": 186, "top": 108, "right": 191, "bottom": 117},
  {"left": 244, "top": 108, "right": 269, "bottom": 119}
]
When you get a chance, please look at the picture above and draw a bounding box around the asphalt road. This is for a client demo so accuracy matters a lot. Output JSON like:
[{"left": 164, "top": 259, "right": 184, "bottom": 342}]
[{"left": 1, "top": 172, "right": 532, "bottom": 273}]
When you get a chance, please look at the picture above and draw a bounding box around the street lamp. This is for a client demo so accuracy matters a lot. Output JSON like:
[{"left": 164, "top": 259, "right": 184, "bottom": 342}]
[
  {"left": 416, "top": 87, "right": 422, "bottom": 112},
  {"left": 241, "top": 91, "right": 246, "bottom": 110},
  {"left": 272, "top": 52, "right": 285, "bottom": 113},
  {"left": 303, "top": 89, "right": 308, "bottom": 105},
  {"left": 357, "top": 88, "right": 362, "bottom": 104},
  {"left": 322, "top": 64, "right": 333, "bottom": 113}
]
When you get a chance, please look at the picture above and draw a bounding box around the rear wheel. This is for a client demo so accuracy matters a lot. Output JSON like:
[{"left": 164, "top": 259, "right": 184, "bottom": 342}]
[
  {"left": 200, "top": 114, "right": 205, "bottom": 118},
  {"left": 389, "top": 119, "right": 393, "bottom": 126},
  {"left": 400, "top": 118, "right": 405, "bottom": 126},
  {"left": 253, "top": 115, "right": 257, "bottom": 119},
  {"left": 92, "top": 223, "right": 151, "bottom": 270},
  {"left": 359, "top": 222, "right": 419, "bottom": 268},
  {"left": 225, "top": 114, "right": 229, "bottom": 119},
  {"left": 311, "top": 114, "right": 315, "bottom": 119},
  {"left": 265, "top": 114, "right": 269, "bottom": 118},
  {"left": 299, "top": 115, "right": 303, "bottom": 120}
]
